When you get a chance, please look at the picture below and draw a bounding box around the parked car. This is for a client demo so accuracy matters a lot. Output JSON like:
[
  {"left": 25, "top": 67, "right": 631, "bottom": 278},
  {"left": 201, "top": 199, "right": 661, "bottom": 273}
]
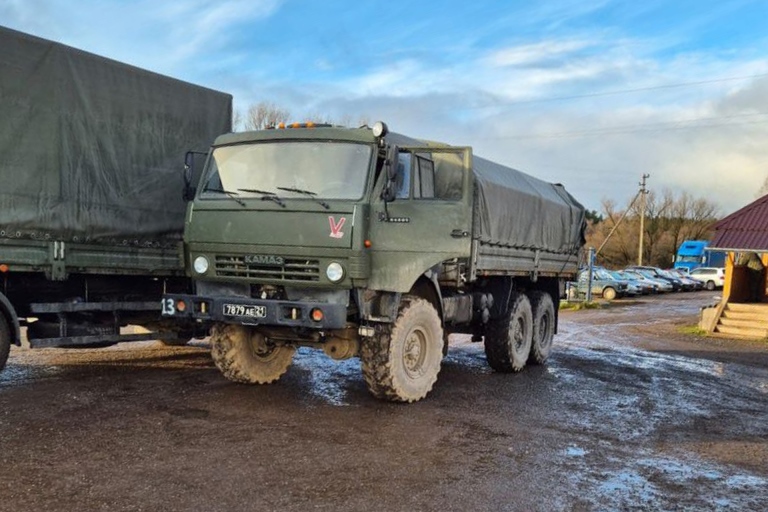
[
  {"left": 668, "top": 268, "right": 704, "bottom": 291},
  {"left": 627, "top": 265, "right": 683, "bottom": 291},
  {"left": 689, "top": 267, "right": 726, "bottom": 290},
  {"left": 572, "top": 269, "right": 629, "bottom": 300},
  {"left": 659, "top": 268, "right": 695, "bottom": 291},
  {"left": 610, "top": 270, "right": 654, "bottom": 295},
  {"left": 623, "top": 269, "right": 674, "bottom": 293}
]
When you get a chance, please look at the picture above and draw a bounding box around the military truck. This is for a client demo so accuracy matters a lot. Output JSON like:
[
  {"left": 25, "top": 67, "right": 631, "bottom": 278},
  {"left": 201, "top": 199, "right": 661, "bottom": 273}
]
[
  {"left": 162, "top": 122, "right": 585, "bottom": 402},
  {"left": 0, "top": 27, "right": 231, "bottom": 372}
]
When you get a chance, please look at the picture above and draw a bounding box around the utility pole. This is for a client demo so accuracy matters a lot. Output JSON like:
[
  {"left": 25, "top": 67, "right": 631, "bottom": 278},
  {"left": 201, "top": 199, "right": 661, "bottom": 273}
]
[{"left": 637, "top": 174, "right": 650, "bottom": 265}]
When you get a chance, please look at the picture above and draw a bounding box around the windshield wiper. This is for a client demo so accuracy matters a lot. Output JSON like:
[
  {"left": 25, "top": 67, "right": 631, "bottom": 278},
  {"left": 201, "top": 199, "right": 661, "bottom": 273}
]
[
  {"left": 237, "top": 188, "right": 285, "bottom": 208},
  {"left": 237, "top": 188, "right": 286, "bottom": 208},
  {"left": 237, "top": 188, "right": 276, "bottom": 196},
  {"left": 204, "top": 187, "right": 246, "bottom": 207},
  {"left": 277, "top": 186, "right": 330, "bottom": 210}
]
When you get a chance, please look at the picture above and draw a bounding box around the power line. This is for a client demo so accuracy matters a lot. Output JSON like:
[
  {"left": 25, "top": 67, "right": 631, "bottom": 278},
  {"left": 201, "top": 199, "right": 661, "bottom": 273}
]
[
  {"left": 461, "top": 72, "right": 768, "bottom": 110},
  {"left": 481, "top": 111, "right": 768, "bottom": 140}
]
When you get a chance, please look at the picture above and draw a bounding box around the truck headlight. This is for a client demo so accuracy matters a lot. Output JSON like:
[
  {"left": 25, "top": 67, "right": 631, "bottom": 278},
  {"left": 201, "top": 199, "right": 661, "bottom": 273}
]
[
  {"left": 193, "top": 255, "right": 210, "bottom": 274},
  {"left": 326, "top": 262, "right": 344, "bottom": 283}
]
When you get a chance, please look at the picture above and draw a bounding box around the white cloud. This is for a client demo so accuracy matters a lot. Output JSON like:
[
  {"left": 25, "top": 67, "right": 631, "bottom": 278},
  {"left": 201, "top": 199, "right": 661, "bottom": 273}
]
[
  {"left": 1, "top": 0, "right": 284, "bottom": 74},
  {"left": 149, "top": 0, "right": 283, "bottom": 62},
  {"left": 3, "top": 1, "right": 767, "bottom": 214},
  {"left": 484, "top": 39, "right": 594, "bottom": 68}
]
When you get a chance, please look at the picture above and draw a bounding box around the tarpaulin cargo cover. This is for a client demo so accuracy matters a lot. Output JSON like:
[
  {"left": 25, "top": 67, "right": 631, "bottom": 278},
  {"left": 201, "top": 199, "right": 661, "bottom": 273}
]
[
  {"left": 472, "top": 155, "right": 585, "bottom": 255},
  {"left": 388, "top": 132, "right": 585, "bottom": 257},
  {"left": 0, "top": 26, "right": 232, "bottom": 245}
]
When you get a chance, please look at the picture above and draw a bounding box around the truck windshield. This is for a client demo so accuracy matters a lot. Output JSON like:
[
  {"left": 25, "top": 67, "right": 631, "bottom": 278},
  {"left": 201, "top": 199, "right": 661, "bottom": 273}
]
[{"left": 202, "top": 141, "right": 373, "bottom": 200}]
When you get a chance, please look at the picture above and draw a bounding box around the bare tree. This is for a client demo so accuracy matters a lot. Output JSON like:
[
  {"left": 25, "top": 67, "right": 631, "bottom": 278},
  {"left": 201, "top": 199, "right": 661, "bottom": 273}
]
[
  {"left": 232, "top": 109, "right": 242, "bottom": 131},
  {"left": 587, "top": 189, "right": 720, "bottom": 268},
  {"left": 757, "top": 175, "right": 768, "bottom": 198},
  {"left": 243, "top": 102, "right": 291, "bottom": 131}
]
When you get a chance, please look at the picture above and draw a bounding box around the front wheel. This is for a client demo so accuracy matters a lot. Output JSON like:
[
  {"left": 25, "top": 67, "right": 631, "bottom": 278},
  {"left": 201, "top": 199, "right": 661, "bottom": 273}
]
[
  {"left": 706, "top": 280, "right": 716, "bottom": 291},
  {"left": 484, "top": 292, "right": 533, "bottom": 372},
  {"left": 360, "top": 296, "right": 443, "bottom": 403},
  {"left": 210, "top": 323, "right": 295, "bottom": 384},
  {"left": 602, "top": 287, "right": 617, "bottom": 301},
  {"left": 0, "top": 314, "right": 10, "bottom": 372}
]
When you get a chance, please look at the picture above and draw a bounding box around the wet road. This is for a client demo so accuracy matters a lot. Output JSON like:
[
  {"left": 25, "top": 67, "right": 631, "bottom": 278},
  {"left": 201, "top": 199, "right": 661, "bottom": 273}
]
[{"left": 1, "top": 293, "right": 767, "bottom": 511}]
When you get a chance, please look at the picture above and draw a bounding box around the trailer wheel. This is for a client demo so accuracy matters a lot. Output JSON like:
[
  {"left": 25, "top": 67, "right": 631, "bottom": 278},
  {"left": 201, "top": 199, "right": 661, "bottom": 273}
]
[
  {"left": 706, "top": 280, "right": 716, "bottom": 291},
  {"left": 484, "top": 292, "right": 532, "bottom": 372},
  {"left": 0, "top": 314, "right": 10, "bottom": 372},
  {"left": 529, "top": 291, "right": 555, "bottom": 365},
  {"left": 210, "top": 323, "right": 295, "bottom": 384},
  {"left": 602, "top": 287, "right": 617, "bottom": 301},
  {"left": 360, "top": 296, "right": 443, "bottom": 402}
]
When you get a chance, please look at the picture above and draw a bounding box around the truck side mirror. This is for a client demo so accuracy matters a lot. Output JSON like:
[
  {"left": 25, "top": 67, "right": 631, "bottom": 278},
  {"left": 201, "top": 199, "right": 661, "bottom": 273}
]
[
  {"left": 183, "top": 150, "right": 208, "bottom": 201},
  {"left": 183, "top": 152, "right": 195, "bottom": 201},
  {"left": 381, "top": 145, "right": 400, "bottom": 202}
]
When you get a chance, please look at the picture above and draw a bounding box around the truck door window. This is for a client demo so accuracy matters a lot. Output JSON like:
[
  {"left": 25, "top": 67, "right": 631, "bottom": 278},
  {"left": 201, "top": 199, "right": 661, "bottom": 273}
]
[
  {"left": 433, "top": 152, "right": 464, "bottom": 200},
  {"left": 394, "top": 150, "right": 464, "bottom": 201},
  {"left": 415, "top": 156, "right": 435, "bottom": 199},
  {"left": 395, "top": 153, "right": 412, "bottom": 199}
]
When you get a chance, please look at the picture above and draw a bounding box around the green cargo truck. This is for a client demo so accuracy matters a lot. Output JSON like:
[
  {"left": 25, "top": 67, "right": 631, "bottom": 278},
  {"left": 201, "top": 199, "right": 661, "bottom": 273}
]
[
  {"left": 162, "top": 122, "right": 585, "bottom": 402},
  {"left": 0, "top": 26, "right": 231, "bottom": 372}
]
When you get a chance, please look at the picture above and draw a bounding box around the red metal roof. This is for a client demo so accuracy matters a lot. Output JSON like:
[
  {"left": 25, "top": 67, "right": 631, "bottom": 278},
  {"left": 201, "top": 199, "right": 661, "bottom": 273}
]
[{"left": 710, "top": 194, "right": 768, "bottom": 251}]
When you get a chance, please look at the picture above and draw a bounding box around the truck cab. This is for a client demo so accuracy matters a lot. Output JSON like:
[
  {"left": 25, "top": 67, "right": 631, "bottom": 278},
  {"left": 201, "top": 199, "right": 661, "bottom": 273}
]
[
  {"left": 162, "top": 122, "right": 584, "bottom": 402},
  {"left": 674, "top": 240, "right": 709, "bottom": 272}
]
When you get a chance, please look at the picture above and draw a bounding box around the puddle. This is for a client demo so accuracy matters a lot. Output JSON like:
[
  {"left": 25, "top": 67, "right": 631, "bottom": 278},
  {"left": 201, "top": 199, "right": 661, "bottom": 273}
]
[
  {"left": 0, "top": 363, "right": 64, "bottom": 388},
  {"left": 293, "top": 348, "right": 360, "bottom": 406},
  {"left": 565, "top": 446, "right": 586, "bottom": 457},
  {"left": 564, "top": 450, "right": 768, "bottom": 510}
]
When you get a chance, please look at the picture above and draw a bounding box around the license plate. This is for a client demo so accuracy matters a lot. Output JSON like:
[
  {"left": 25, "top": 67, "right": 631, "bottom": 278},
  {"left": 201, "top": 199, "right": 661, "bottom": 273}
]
[{"left": 222, "top": 303, "right": 267, "bottom": 318}]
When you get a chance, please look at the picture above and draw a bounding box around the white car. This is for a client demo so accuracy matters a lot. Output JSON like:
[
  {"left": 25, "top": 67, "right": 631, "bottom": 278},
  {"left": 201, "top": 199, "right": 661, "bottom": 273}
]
[{"left": 688, "top": 267, "right": 726, "bottom": 290}]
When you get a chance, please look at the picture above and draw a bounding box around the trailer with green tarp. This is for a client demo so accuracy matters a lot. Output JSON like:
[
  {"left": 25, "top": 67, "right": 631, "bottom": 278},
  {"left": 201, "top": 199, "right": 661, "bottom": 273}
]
[{"left": 0, "top": 26, "right": 232, "bottom": 370}]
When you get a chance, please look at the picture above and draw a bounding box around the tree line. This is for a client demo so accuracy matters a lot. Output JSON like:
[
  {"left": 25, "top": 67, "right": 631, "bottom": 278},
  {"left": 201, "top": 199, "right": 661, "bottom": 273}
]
[
  {"left": 587, "top": 190, "right": 720, "bottom": 269},
  {"left": 233, "top": 101, "right": 369, "bottom": 131}
]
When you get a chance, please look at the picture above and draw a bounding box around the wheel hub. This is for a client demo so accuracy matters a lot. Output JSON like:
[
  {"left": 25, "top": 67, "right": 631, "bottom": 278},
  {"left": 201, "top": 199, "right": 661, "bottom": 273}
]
[
  {"left": 512, "top": 317, "right": 525, "bottom": 351},
  {"left": 248, "top": 332, "right": 278, "bottom": 361},
  {"left": 403, "top": 328, "right": 427, "bottom": 377}
]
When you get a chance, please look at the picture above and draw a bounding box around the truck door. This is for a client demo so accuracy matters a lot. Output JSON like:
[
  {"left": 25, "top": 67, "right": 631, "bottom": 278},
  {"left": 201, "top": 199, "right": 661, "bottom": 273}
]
[{"left": 367, "top": 146, "right": 473, "bottom": 291}]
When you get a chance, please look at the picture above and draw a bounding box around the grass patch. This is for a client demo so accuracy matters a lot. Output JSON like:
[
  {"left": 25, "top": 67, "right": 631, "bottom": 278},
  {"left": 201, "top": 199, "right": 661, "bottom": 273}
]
[
  {"left": 559, "top": 301, "right": 604, "bottom": 311},
  {"left": 678, "top": 325, "right": 707, "bottom": 336}
]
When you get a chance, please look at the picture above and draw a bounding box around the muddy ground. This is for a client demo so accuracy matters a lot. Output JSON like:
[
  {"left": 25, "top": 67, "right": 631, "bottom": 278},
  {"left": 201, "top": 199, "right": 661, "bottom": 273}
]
[{"left": 1, "top": 292, "right": 767, "bottom": 511}]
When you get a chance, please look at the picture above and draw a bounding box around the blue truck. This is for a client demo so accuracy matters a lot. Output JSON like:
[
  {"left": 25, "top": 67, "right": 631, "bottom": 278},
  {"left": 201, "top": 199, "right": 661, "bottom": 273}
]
[{"left": 673, "top": 240, "right": 725, "bottom": 272}]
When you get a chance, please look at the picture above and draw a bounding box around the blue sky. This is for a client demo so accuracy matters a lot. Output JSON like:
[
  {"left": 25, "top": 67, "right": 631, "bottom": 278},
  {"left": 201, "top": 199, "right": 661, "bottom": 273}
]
[{"left": 3, "top": 0, "right": 768, "bottom": 213}]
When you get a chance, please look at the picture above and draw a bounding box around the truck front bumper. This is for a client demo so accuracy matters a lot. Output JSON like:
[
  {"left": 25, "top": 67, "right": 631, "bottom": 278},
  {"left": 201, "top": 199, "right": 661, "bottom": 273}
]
[{"left": 161, "top": 294, "right": 348, "bottom": 330}]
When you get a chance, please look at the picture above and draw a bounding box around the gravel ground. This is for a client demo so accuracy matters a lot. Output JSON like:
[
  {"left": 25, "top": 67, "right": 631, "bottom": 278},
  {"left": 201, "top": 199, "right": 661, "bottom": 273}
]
[{"left": 1, "top": 291, "right": 766, "bottom": 511}]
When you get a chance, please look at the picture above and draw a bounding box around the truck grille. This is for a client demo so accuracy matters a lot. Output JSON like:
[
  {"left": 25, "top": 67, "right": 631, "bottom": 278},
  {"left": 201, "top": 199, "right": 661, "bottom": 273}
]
[{"left": 215, "top": 255, "right": 320, "bottom": 282}]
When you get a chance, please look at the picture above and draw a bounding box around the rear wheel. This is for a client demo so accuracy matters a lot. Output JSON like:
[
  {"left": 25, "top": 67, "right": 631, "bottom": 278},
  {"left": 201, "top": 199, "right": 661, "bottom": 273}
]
[
  {"left": 602, "top": 287, "right": 617, "bottom": 301},
  {"left": 0, "top": 315, "right": 10, "bottom": 372},
  {"left": 360, "top": 296, "right": 443, "bottom": 402},
  {"left": 484, "top": 292, "right": 533, "bottom": 372},
  {"left": 706, "top": 280, "right": 716, "bottom": 291},
  {"left": 210, "top": 323, "right": 295, "bottom": 384},
  {"left": 529, "top": 291, "right": 555, "bottom": 364}
]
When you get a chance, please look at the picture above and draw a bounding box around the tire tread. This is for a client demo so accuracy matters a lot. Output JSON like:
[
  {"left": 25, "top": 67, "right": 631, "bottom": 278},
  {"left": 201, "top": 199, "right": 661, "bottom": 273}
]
[{"left": 360, "top": 296, "right": 443, "bottom": 403}]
